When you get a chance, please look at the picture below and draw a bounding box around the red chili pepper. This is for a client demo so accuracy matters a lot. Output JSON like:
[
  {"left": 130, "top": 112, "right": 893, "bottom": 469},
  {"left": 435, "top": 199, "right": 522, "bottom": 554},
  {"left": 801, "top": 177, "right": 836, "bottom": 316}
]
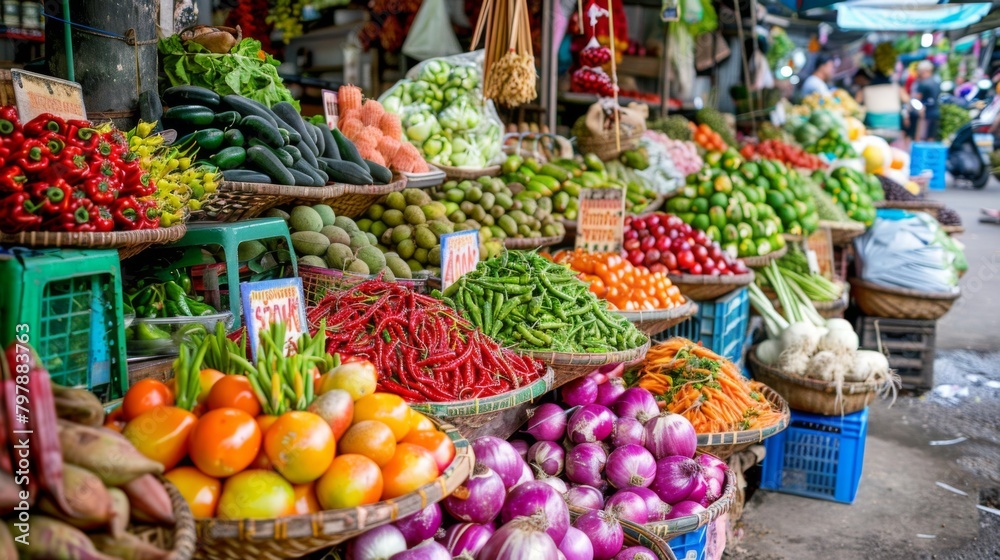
[
  {"left": 41, "top": 146, "right": 91, "bottom": 185},
  {"left": 80, "top": 175, "right": 117, "bottom": 205},
  {"left": 92, "top": 205, "right": 114, "bottom": 232},
  {"left": 0, "top": 191, "right": 42, "bottom": 232},
  {"left": 111, "top": 196, "right": 142, "bottom": 230},
  {"left": 28, "top": 179, "right": 73, "bottom": 218},
  {"left": 15, "top": 139, "right": 50, "bottom": 173},
  {"left": 0, "top": 165, "right": 27, "bottom": 194},
  {"left": 23, "top": 113, "right": 66, "bottom": 138},
  {"left": 137, "top": 198, "right": 160, "bottom": 229}
]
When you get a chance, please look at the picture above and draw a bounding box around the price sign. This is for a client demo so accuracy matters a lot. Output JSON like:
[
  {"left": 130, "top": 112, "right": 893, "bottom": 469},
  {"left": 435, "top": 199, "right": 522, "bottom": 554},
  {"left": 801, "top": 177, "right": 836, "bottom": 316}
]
[
  {"left": 10, "top": 70, "right": 87, "bottom": 124},
  {"left": 660, "top": 0, "right": 679, "bottom": 22},
  {"left": 240, "top": 278, "right": 308, "bottom": 361},
  {"left": 440, "top": 230, "right": 480, "bottom": 290},
  {"left": 322, "top": 89, "right": 338, "bottom": 130},
  {"left": 575, "top": 187, "right": 626, "bottom": 253}
]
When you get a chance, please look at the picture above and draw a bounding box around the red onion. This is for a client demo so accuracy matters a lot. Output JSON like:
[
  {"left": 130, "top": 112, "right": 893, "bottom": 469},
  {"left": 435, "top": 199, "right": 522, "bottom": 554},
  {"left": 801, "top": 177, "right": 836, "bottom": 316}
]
[
  {"left": 684, "top": 472, "right": 709, "bottom": 504},
  {"left": 565, "top": 485, "right": 605, "bottom": 510},
  {"left": 346, "top": 524, "right": 407, "bottom": 560},
  {"left": 561, "top": 376, "right": 599, "bottom": 407},
  {"left": 649, "top": 456, "right": 701, "bottom": 505},
  {"left": 643, "top": 413, "right": 697, "bottom": 460},
  {"left": 568, "top": 405, "right": 615, "bottom": 444},
  {"left": 573, "top": 510, "right": 624, "bottom": 560},
  {"left": 501, "top": 481, "right": 571, "bottom": 544},
  {"left": 388, "top": 540, "right": 450, "bottom": 560},
  {"left": 515, "top": 460, "right": 534, "bottom": 487},
  {"left": 595, "top": 378, "right": 626, "bottom": 407},
  {"left": 538, "top": 476, "right": 569, "bottom": 494},
  {"left": 525, "top": 403, "right": 568, "bottom": 441},
  {"left": 510, "top": 439, "right": 530, "bottom": 460},
  {"left": 625, "top": 487, "right": 665, "bottom": 518},
  {"left": 605, "top": 444, "right": 656, "bottom": 489},
  {"left": 700, "top": 476, "right": 723, "bottom": 508},
  {"left": 439, "top": 523, "right": 494, "bottom": 558},
  {"left": 558, "top": 526, "right": 594, "bottom": 560},
  {"left": 528, "top": 441, "right": 566, "bottom": 477},
  {"left": 443, "top": 464, "right": 506, "bottom": 523},
  {"left": 478, "top": 515, "right": 561, "bottom": 560},
  {"left": 614, "top": 546, "right": 658, "bottom": 560},
  {"left": 604, "top": 490, "right": 648, "bottom": 524},
  {"left": 611, "top": 388, "right": 660, "bottom": 424},
  {"left": 696, "top": 454, "right": 727, "bottom": 486},
  {"left": 611, "top": 417, "right": 646, "bottom": 448},
  {"left": 472, "top": 436, "right": 524, "bottom": 488},
  {"left": 394, "top": 503, "right": 442, "bottom": 546},
  {"left": 565, "top": 443, "right": 607, "bottom": 488},
  {"left": 665, "top": 500, "right": 706, "bottom": 520}
]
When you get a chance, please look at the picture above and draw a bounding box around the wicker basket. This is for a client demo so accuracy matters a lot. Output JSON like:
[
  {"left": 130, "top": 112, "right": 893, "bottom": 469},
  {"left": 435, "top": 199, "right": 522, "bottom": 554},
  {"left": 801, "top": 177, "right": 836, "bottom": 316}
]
[
  {"left": 298, "top": 265, "right": 431, "bottom": 304},
  {"left": 747, "top": 350, "right": 881, "bottom": 416},
  {"left": 517, "top": 339, "right": 651, "bottom": 390},
  {"left": 695, "top": 385, "right": 789, "bottom": 460},
  {"left": 436, "top": 164, "right": 502, "bottom": 181},
  {"left": 818, "top": 220, "right": 866, "bottom": 246},
  {"left": 568, "top": 509, "right": 678, "bottom": 560},
  {"left": 644, "top": 466, "right": 738, "bottom": 541},
  {"left": 0, "top": 225, "right": 188, "bottom": 260},
  {"left": 409, "top": 369, "right": 553, "bottom": 442},
  {"left": 616, "top": 299, "right": 697, "bottom": 337},
  {"left": 667, "top": 271, "right": 755, "bottom": 301},
  {"left": 741, "top": 244, "right": 788, "bottom": 268},
  {"left": 129, "top": 478, "right": 197, "bottom": 560},
  {"left": 872, "top": 199, "right": 944, "bottom": 219},
  {"left": 849, "top": 277, "right": 960, "bottom": 320},
  {"left": 191, "top": 181, "right": 339, "bottom": 222},
  {"left": 400, "top": 166, "right": 447, "bottom": 189},
  {"left": 504, "top": 234, "right": 565, "bottom": 250},
  {"left": 321, "top": 178, "right": 408, "bottom": 218},
  {"left": 941, "top": 224, "right": 965, "bottom": 235}
]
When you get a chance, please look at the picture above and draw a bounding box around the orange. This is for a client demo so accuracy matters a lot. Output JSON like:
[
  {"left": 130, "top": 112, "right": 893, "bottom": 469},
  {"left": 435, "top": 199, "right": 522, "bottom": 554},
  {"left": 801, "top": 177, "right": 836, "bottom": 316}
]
[
  {"left": 352, "top": 393, "right": 411, "bottom": 441},
  {"left": 401, "top": 430, "right": 455, "bottom": 474},
  {"left": 408, "top": 411, "right": 436, "bottom": 433},
  {"left": 122, "top": 379, "right": 173, "bottom": 421},
  {"left": 315, "top": 454, "right": 383, "bottom": 509},
  {"left": 123, "top": 406, "right": 198, "bottom": 470},
  {"left": 380, "top": 443, "right": 438, "bottom": 500},
  {"left": 207, "top": 375, "right": 261, "bottom": 417},
  {"left": 264, "top": 411, "right": 336, "bottom": 484},
  {"left": 188, "top": 408, "right": 261, "bottom": 478},
  {"left": 291, "top": 482, "right": 322, "bottom": 514},
  {"left": 164, "top": 466, "right": 221, "bottom": 518},
  {"left": 338, "top": 420, "right": 396, "bottom": 467},
  {"left": 216, "top": 470, "right": 295, "bottom": 520}
]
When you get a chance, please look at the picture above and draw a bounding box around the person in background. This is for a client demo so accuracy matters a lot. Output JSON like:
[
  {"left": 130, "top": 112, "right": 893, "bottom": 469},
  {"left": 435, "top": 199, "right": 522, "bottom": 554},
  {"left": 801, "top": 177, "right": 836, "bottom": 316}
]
[
  {"left": 801, "top": 53, "right": 835, "bottom": 97},
  {"left": 914, "top": 60, "right": 941, "bottom": 141},
  {"left": 745, "top": 37, "right": 774, "bottom": 91}
]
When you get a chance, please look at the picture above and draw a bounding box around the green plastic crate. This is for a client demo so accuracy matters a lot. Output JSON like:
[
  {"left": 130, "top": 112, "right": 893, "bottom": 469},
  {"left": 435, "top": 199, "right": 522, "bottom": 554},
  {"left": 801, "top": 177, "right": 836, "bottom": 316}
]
[{"left": 0, "top": 248, "right": 128, "bottom": 400}]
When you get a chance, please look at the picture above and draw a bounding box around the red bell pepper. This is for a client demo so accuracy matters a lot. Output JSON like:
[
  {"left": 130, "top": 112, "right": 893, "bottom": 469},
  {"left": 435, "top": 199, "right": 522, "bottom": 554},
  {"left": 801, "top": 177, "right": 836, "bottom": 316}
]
[
  {"left": 93, "top": 205, "right": 114, "bottom": 232},
  {"left": 15, "top": 139, "right": 50, "bottom": 173},
  {"left": 23, "top": 113, "right": 65, "bottom": 138},
  {"left": 81, "top": 175, "right": 117, "bottom": 205},
  {"left": 121, "top": 165, "right": 154, "bottom": 197},
  {"left": 28, "top": 179, "right": 73, "bottom": 217},
  {"left": 0, "top": 165, "right": 27, "bottom": 194},
  {"left": 40, "top": 145, "right": 90, "bottom": 185},
  {"left": 111, "top": 196, "right": 142, "bottom": 230},
  {"left": 64, "top": 119, "right": 97, "bottom": 150},
  {"left": 42, "top": 196, "right": 95, "bottom": 232},
  {"left": 137, "top": 198, "right": 161, "bottom": 229},
  {"left": 0, "top": 106, "right": 23, "bottom": 152},
  {"left": 88, "top": 157, "right": 122, "bottom": 185},
  {"left": 0, "top": 191, "right": 42, "bottom": 232},
  {"left": 44, "top": 134, "right": 66, "bottom": 157}
]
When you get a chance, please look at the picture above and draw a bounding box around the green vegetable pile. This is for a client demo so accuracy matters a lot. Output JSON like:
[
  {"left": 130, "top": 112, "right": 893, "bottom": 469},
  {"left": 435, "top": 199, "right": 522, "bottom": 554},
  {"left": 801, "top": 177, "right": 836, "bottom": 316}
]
[
  {"left": 439, "top": 251, "right": 647, "bottom": 353},
  {"left": 810, "top": 167, "right": 882, "bottom": 226},
  {"left": 786, "top": 110, "right": 855, "bottom": 158},
  {"left": 939, "top": 103, "right": 970, "bottom": 140},
  {"left": 158, "top": 37, "right": 299, "bottom": 109},
  {"left": 648, "top": 115, "right": 693, "bottom": 141}
]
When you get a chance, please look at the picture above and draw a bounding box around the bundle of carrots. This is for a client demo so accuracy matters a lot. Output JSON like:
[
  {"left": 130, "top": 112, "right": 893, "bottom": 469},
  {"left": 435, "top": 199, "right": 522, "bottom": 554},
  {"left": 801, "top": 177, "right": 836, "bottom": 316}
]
[{"left": 637, "top": 338, "right": 784, "bottom": 433}]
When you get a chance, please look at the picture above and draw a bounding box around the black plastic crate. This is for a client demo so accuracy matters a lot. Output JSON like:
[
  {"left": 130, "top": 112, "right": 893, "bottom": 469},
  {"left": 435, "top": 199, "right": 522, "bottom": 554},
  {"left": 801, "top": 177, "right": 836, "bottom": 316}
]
[{"left": 856, "top": 316, "right": 935, "bottom": 391}]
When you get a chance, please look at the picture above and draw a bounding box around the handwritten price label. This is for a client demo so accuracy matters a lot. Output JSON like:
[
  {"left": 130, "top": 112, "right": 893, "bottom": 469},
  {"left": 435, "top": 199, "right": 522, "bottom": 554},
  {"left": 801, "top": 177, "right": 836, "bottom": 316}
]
[
  {"left": 240, "top": 278, "right": 308, "bottom": 360},
  {"left": 440, "top": 230, "right": 480, "bottom": 290},
  {"left": 322, "top": 89, "right": 338, "bottom": 130},
  {"left": 11, "top": 69, "right": 87, "bottom": 124},
  {"left": 576, "top": 187, "right": 626, "bottom": 253}
]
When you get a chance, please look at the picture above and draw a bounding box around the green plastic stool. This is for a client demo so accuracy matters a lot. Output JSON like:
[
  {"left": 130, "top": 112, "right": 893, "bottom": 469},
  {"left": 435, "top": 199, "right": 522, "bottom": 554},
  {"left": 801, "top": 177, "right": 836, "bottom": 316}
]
[{"left": 169, "top": 218, "right": 297, "bottom": 328}]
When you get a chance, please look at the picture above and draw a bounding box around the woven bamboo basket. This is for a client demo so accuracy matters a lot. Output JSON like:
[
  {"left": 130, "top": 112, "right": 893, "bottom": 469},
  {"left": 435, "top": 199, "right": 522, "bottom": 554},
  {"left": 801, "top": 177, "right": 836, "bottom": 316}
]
[
  {"left": 577, "top": 130, "right": 642, "bottom": 161},
  {"left": 644, "top": 466, "right": 738, "bottom": 541},
  {"left": 321, "top": 178, "right": 408, "bottom": 218},
  {"left": 695, "top": 385, "right": 789, "bottom": 460},
  {"left": 518, "top": 339, "right": 651, "bottom": 390},
  {"left": 568, "top": 508, "right": 677, "bottom": 560},
  {"left": 0, "top": 225, "right": 188, "bottom": 260},
  {"left": 818, "top": 220, "right": 866, "bottom": 246},
  {"left": 409, "top": 368, "right": 553, "bottom": 442},
  {"left": 941, "top": 224, "right": 965, "bottom": 235},
  {"left": 872, "top": 199, "right": 944, "bottom": 219},
  {"left": 782, "top": 232, "right": 804, "bottom": 243},
  {"left": 504, "top": 234, "right": 565, "bottom": 250},
  {"left": 667, "top": 271, "right": 755, "bottom": 301},
  {"left": 747, "top": 350, "right": 880, "bottom": 416},
  {"left": 130, "top": 478, "right": 197, "bottom": 560},
  {"left": 849, "top": 277, "right": 960, "bottom": 320},
  {"left": 436, "top": 164, "right": 502, "bottom": 181},
  {"left": 615, "top": 299, "right": 697, "bottom": 337},
  {"left": 741, "top": 244, "right": 788, "bottom": 268},
  {"left": 191, "top": 181, "right": 339, "bottom": 222}
]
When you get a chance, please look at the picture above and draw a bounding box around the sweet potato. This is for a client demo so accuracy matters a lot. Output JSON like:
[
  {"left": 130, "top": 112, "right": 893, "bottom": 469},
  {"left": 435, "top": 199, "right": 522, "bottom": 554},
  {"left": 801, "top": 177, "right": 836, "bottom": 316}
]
[
  {"left": 52, "top": 385, "right": 105, "bottom": 427},
  {"left": 58, "top": 420, "right": 163, "bottom": 486},
  {"left": 38, "top": 464, "right": 112, "bottom": 530},
  {"left": 121, "top": 474, "right": 175, "bottom": 526},
  {"left": 9, "top": 515, "right": 117, "bottom": 560},
  {"left": 90, "top": 531, "right": 172, "bottom": 560},
  {"left": 107, "top": 488, "right": 130, "bottom": 538}
]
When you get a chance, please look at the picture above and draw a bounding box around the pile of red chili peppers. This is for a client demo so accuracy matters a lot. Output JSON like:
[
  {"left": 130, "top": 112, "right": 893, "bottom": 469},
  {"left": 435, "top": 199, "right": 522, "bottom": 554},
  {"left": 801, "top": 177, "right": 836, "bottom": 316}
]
[
  {"left": 0, "top": 106, "right": 161, "bottom": 233},
  {"left": 309, "top": 280, "right": 545, "bottom": 402}
]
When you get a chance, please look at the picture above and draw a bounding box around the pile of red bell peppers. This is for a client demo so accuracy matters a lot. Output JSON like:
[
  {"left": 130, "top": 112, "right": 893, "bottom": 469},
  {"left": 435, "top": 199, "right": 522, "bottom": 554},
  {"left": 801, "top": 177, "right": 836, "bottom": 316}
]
[{"left": 0, "top": 106, "right": 161, "bottom": 233}]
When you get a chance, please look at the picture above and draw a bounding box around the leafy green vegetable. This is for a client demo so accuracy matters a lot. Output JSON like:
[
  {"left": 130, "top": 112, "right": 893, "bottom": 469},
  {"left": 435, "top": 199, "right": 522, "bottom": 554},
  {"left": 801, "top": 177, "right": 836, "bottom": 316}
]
[{"left": 158, "top": 36, "right": 299, "bottom": 110}]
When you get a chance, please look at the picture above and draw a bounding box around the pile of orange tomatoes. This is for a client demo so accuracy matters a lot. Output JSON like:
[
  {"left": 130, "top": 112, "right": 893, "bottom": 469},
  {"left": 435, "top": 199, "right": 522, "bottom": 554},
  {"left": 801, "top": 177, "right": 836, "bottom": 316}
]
[
  {"left": 107, "top": 360, "right": 455, "bottom": 519},
  {"left": 691, "top": 123, "right": 728, "bottom": 152},
  {"left": 551, "top": 249, "right": 685, "bottom": 311}
]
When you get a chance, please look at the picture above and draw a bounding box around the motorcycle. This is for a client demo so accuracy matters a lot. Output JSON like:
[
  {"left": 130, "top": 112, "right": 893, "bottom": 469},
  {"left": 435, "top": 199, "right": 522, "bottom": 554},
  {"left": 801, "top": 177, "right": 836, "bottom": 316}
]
[{"left": 946, "top": 93, "right": 1000, "bottom": 189}]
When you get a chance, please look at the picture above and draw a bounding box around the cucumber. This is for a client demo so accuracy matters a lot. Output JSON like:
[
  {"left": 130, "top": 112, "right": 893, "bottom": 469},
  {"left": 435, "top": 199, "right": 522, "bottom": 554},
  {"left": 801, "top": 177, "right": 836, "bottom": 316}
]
[
  {"left": 292, "top": 159, "right": 325, "bottom": 187},
  {"left": 364, "top": 159, "right": 392, "bottom": 185},
  {"left": 240, "top": 115, "right": 285, "bottom": 148},
  {"left": 317, "top": 124, "right": 340, "bottom": 160},
  {"left": 271, "top": 102, "right": 320, "bottom": 157},
  {"left": 222, "top": 169, "right": 272, "bottom": 183},
  {"left": 280, "top": 144, "right": 303, "bottom": 163},
  {"left": 324, "top": 159, "right": 373, "bottom": 185},
  {"left": 246, "top": 145, "right": 295, "bottom": 185},
  {"left": 163, "top": 85, "right": 221, "bottom": 108},
  {"left": 163, "top": 105, "right": 216, "bottom": 127},
  {"left": 331, "top": 128, "right": 365, "bottom": 167},
  {"left": 288, "top": 168, "right": 316, "bottom": 187},
  {"left": 213, "top": 111, "right": 241, "bottom": 128},
  {"left": 224, "top": 128, "right": 245, "bottom": 147},
  {"left": 310, "top": 123, "right": 326, "bottom": 157},
  {"left": 249, "top": 139, "right": 294, "bottom": 167},
  {"left": 193, "top": 128, "right": 225, "bottom": 151},
  {"left": 210, "top": 147, "right": 247, "bottom": 170},
  {"left": 315, "top": 168, "right": 329, "bottom": 184},
  {"left": 222, "top": 94, "right": 281, "bottom": 127}
]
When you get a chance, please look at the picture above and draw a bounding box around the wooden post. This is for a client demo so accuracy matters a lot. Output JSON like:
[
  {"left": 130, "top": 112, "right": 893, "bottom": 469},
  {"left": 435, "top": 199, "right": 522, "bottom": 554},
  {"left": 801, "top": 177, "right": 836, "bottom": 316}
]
[{"left": 46, "top": 0, "right": 159, "bottom": 129}]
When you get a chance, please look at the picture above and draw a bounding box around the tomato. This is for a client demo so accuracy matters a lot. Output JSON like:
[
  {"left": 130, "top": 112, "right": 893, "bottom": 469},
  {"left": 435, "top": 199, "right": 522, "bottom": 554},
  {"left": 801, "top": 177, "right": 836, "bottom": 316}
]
[
  {"left": 401, "top": 430, "right": 455, "bottom": 474},
  {"left": 206, "top": 375, "right": 261, "bottom": 417},
  {"left": 216, "top": 470, "right": 295, "bottom": 520},
  {"left": 122, "top": 379, "right": 173, "bottom": 421},
  {"left": 188, "top": 408, "right": 261, "bottom": 478},
  {"left": 307, "top": 389, "right": 354, "bottom": 441},
  {"left": 291, "top": 482, "right": 322, "bottom": 514},
  {"left": 338, "top": 420, "right": 396, "bottom": 467},
  {"left": 408, "top": 412, "right": 436, "bottom": 433},
  {"left": 264, "top": 411, "right": 336, "bottom": 484},
  {"left": 315, "top": 454, "right": 383, "bottom": 509},
  {"left": 318, "top": 360, "right": 378, "bottom": 401},
  {"left": 352, "top": 393, "right": 412, "bottom": 441},
  {"left": 380, "top": 443, "right": 439, "bottom": 500},
  {"left": 103, "top": 407, "right": 126, "bottom": 433},
  {"left": 123, "top": 406, "right": 198, "bottom": 470},
  {"left": 164, "top": 466, "right": 221, "bottom": 518},
  {"left": 251, "top": 414, "right": 278, "bottom": 470}
]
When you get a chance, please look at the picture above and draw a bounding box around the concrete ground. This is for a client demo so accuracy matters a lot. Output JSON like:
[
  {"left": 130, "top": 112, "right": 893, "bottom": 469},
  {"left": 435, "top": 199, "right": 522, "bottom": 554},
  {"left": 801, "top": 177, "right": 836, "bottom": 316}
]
[{"left": 731, "top": 179, "right": 1000, "bottom": 559}]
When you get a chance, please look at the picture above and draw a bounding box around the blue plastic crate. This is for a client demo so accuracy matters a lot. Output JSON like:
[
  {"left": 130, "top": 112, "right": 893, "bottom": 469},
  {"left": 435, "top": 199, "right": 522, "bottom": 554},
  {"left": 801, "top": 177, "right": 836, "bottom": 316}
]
[
  {"left": 668, "top": 524, "right": 708, "bottom": 560},
  {"left": 655, "top": 287, "right": 750, "bottom": 365},
  {"left": 909, "top": 142, "right": 947, "bottom": 191},
  {"left": 761, "top": 408, "right": 868, "bottom": 504}
]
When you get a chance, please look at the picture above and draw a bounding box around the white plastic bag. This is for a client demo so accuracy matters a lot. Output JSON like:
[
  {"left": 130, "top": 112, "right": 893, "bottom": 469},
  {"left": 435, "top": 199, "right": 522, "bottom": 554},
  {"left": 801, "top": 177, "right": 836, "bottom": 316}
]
[{"left": 402, "top": 0, "right": 463, "bottom": 61}]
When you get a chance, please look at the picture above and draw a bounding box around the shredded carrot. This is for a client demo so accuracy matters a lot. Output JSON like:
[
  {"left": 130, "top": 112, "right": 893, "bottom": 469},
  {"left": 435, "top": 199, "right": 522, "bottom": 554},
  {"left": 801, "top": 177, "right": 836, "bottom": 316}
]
[{"left": 636, "top": 338, "right": 784, "bottom": 433}]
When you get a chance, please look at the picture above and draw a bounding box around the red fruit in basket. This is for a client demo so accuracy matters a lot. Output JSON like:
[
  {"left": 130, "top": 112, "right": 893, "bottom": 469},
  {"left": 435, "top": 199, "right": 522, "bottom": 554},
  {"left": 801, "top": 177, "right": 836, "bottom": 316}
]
[
  {"left": 690, "top": 263, "right": 703, "bottom": 275},
  {"left": 661, "top": 252, "right": 678, "bottom": 270},
  {"left": 649, "top": 263, "right": 667, "bottom": 274},
  {"left": 677, "top": 250, "right": 695, "bottom": 270},
  {"left": 666, "top": 215, "right": 683, "bottom": 228},
  {"left": 708, "top": 245, "right": 723, "bottom": 262},
  {"left": 702, "top": 257, "right": 715, "bottom": 271},
  {"left": 627, "top": 250, "right": 645, "bottom": 267},
  {"left": 655, "top": 236, "right": 672, "bottom": 252},
  {"left": 646, "top": 214, "right": 660, "bottom": 227},
  {"left": 599, "top": 81, "right": 617, "bottom": 98},
  {"left": 644, "top": 249, "right": 661, "bottom": 267},
  {"left": 624, "top": 228, "right": 638, "bottom": 241},
  {"left": 716, "top": 260, "right": 729, "bottom": 273},
  {"left": 640, "top": 236, "right": 655, "bottom": 252},
  {"left": 731, "top": 260, "right": 748, "bottom": 274},
  {"left": 692, "top": 231, "right": 708, "bottom": 245},
  {"left": 693, "top": 245, "right": 708, "bottom": 263},
  {"left": 632, "top": 217, "right": 646, "bottom": 230},
  {"left": 624, "top": 238, "right": 640, "bottom": 251},
  {"left": 675, "top": 240, "right": 690, "bottom": 252}
]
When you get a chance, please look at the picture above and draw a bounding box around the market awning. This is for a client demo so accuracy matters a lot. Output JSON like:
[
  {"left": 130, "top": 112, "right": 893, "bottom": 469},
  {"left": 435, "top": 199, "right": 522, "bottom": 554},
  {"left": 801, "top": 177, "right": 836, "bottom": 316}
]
[{"left": 833, "top": 0, "right": 992, "bottom": 31}]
